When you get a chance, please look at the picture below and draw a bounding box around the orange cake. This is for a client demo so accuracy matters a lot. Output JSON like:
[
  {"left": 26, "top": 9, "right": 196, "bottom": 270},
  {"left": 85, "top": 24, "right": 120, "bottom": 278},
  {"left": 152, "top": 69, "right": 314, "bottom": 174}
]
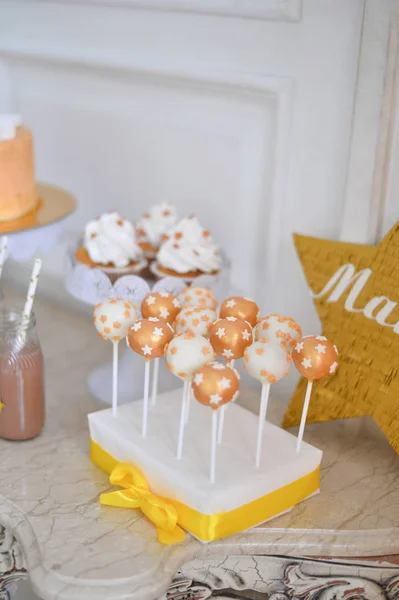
[{"left": 0, "top": 126, "right": 38, "bottom": 222}]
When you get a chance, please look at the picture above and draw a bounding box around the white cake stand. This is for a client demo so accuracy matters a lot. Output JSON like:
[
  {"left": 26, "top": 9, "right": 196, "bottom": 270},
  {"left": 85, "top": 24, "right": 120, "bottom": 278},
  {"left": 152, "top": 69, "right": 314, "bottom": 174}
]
[
  {"left": 0, "top": 183, "right": 76, "bottom": 260},
  {"left": 65, "top": 243, "right": 231, "bottom": 405}
]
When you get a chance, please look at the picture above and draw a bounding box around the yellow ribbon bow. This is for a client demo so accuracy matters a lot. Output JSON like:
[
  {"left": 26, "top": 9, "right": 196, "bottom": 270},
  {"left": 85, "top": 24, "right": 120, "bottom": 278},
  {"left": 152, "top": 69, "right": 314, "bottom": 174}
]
[{"left": 100, "top": 463, "right": 186, "bottom": 545}]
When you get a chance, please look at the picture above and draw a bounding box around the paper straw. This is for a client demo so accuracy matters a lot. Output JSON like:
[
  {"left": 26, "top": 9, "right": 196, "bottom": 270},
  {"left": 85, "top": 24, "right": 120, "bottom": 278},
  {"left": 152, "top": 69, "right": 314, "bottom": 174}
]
[
  {"left": 0, "top": 237, "right": 8, "bottom": 281},
  {"left": 112, "top": 342, "right": 119, "bottom": 417},
  {"left": 142, "top": 359, "right": 151, "bottom": 437},
  {"left": 151, "top": 357, "right": 160, "bottom": 407},
  {"left": 296, "top": 380, "right": 313, "bottom": 452},
  {"left": 18, "top": 259, "right": 42, "bottom": 340},
  {"left": 177, "top": 381, "right": 189, "bottom": 460},
  {"left": 210, "top": 410, "right": 218, "bottom": 484},
  {"left": 255, "top": 382, "right": 271, "bottom": 468}
]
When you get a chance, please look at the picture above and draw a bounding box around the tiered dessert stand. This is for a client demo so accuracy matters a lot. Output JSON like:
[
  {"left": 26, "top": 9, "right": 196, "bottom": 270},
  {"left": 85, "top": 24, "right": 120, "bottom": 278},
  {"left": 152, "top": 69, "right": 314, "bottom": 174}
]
[{"left": 65, "top": 243, "right": 232, "bottom": 404}]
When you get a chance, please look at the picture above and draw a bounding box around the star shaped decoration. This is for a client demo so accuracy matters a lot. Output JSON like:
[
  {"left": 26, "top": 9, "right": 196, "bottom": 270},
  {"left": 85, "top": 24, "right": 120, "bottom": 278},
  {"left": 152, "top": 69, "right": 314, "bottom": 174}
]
[
  {"left": 216, "top": 327, "right": 226, "bottom": 338},
  {"left": 226, "top": 316, "right": 237, "bottom": 322},
  {"left": 193, "top": 373, "right": 204, "bottom": 385},
  {"left": 0, "top": 398, "right": 5, "bottom": 413},
  {"left": 209, "top": 393, "right": 222, "bottom": 405},
  {"left": 226, "top": 300, "right": 236, "bottom": 308},
  {"left": 153, "top": 327, "right": 164, "bottom": 339},
  {"left": 295, "top": 341, "right": 304, "bottom": 352},
  {"left": 223, "top": 349, "right": 234, "bottom": 359},
  {"left": 159, "top": 291, "right": 169, "bottom": 298},
  {"left": 242, "top": 329, "right": 251, "bottom": 341},
  {"left": 146, "top": 296, "right": 156, "bottom": 305},
  {"left": 172, "top": 298, "right": 181, "bottom": 308},
  {"left": 148, "top": 317, "right": 159, "bottom": 322},
  {"left": 220, "top": 377, "right": 231, "bottom": 390},
  {"left": 142, "top": 344, "right": 152, "bottom": 356},
  {"left": 132, "top": 321, "right": 142, "bottom": 331},
  {"left": 159, "top": 307, "right": 170, "bottom": 319},
  {"left": 212, "top": 362, "right": 225, "bottom": 370},
  {"left": 284, "top": 224, "right": 399, "bottom": 453},
  {"left": 301, "top": 358, "right": 312, "bottom": 369},
  {"left": 315, "top": 343, "right": 326, "bottom": 354}
]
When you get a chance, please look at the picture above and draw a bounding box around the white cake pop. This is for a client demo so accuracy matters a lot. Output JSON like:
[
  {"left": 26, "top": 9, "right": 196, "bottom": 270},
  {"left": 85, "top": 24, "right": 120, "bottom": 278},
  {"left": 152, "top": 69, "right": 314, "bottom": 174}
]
[
  {"left": 175, "top": 307, "right": 217, "bottom": 337},
  {"left": 165, "top": 333, "right": 215, "bottom": 381},
  {"left": 178, "top": 287, "right": 217, "bottom": 310},
  {"left": 244, "top": 341, "right": 290, "bottom": 383},
  {"left": 254, "top": 314, "right": 302, "bottom": 351},
  {"left": 244, "top": 341, "right": 291, "bottom": 468},
  {"left": 166, "top": 333, "right": 216, "bottom": 460},
  {"left": 94, "top": 298, "right": 137, "bottom": 341}
]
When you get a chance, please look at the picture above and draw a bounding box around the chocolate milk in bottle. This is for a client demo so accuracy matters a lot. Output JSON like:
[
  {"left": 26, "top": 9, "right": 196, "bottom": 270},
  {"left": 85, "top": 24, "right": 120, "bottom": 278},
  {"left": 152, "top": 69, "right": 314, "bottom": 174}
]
[{"left": 0, "top": 311, "right": 45, "bottom": 440}]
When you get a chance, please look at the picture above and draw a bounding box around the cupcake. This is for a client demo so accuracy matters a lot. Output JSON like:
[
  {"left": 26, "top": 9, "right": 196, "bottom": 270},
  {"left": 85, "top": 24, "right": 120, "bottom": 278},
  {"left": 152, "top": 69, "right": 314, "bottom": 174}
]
[
  {"left": 152, "top": 215, "right": 222, "bottom": 280},
  {"left": 136, "top": 202, "right": 178, "bottom": 259},
  {"left": 75, "top": 211, "right": 147, "bottom": 282}
]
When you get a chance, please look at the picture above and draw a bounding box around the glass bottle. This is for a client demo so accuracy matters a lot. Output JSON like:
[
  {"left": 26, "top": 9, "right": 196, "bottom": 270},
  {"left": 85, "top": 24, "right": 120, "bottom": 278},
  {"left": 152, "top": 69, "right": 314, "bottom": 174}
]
[{"left": 0, "top": 310, "right": 45, "bottom": 440}]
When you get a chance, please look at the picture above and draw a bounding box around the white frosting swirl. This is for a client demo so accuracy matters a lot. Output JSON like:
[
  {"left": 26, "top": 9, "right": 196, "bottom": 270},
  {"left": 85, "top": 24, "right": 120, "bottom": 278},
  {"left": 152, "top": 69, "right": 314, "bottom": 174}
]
[
  {"left": 157, "top": 216, "right": 222, "bottom": 274},
  {"left": 136, "top": 203, "right": 178, "bottom": 248},
  {"left": 84, "top": 212, "right": 143, "bottom": 268}
]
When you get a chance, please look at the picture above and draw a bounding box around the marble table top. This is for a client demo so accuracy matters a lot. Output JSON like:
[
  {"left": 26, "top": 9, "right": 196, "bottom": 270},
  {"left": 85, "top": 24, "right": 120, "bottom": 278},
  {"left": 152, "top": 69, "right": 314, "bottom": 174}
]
[{"left": 0, "top": 287, "right": 398, "bottom": 600}]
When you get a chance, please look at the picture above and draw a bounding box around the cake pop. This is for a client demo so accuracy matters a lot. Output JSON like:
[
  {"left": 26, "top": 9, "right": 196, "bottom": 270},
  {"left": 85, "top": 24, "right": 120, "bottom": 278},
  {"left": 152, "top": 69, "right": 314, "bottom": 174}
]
[
  {"left": 209, "top": 317, "right": 252, "bottom": 362},
  {"left": 219, "top": 296, "right": 259, "bottom": 327},
  {"left": 175, "top": 307, "right": 217, "bottom": 338},
  {"left": 179, "top": 286, "right": 217, "bottom": 310},
  {"left": 292, "top": 335, "right": 339, "bottom": 452},
  {"left": 192, "top": 361, "right": 240, "bottom": 483},
  {"left": 141, "top": 292, "right": 181, "bottom": 324},
  {"left": 127, "top": 317, "right": 174, "bottom": 437},
  {"left": 94, "top": 298, "right": 137, "bottom": 417},
  {"left": 254, "top": 314, "right": 302, "bottom": 351},
  {"left": 165, "top": 334, "right": 215, "bottom": 459},
  {"left": 244, "top": 341, "right": 290, "bottom": 467}
]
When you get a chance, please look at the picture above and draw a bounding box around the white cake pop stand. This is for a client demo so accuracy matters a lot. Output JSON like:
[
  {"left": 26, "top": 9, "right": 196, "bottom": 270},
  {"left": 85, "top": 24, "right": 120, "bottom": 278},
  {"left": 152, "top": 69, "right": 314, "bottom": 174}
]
[{"left": 65, "top": 243, "right": 231, "bottom": 404}]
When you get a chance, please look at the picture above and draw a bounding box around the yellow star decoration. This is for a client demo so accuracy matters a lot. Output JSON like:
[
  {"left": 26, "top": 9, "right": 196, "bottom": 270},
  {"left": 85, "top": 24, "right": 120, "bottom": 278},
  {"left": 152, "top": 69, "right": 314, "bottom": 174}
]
[
  {"left": 283, "top": 222, "right": 399, "bottom": 453},
  {"left": 0, "top": 398, "right": 5, "bottom": 413}
]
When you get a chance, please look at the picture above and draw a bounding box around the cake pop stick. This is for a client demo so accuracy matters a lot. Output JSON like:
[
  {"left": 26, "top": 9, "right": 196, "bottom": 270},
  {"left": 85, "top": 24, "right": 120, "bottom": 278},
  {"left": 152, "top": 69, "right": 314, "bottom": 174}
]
[
  {"left": 0, "top": 236, "right": 8, "bottom": 281},
  {"left": 151, "top": 357, "right": 160, "bottom": 408},
  {"left": 142, "top": 359, "right": 151, "bottom": 437},
  {"left": 177, "top": 380, "right": 189, "bottom": 459},
  {"left": 210, "top": 410, "right": 218, "bottom": 484},
  {"left": 192, "top": 361, "right": 239, "bottom": 483},
  {"left": 94, "top": 299, "right": 137, "bottom": 416},
  {"left": 184, "top": 382, "right": 192, "bottom": 425},
  {"left": 165, "top": 333, "right": 215, "bottom": 459},
  {"left": 292, "top": 336, "right": 339, "bottom": 452},
  {"left": 244, "top": 341, "right": 291, "bottom": 467},
  {"left": 255, "top": 382, "right": 271, "bottom": 468},
  {"left": 217, "top": 358, "right": 236, "bottom": 444},
  {"left": 296, "top": 380, "right": 312, "bottom": 453},
  {"left": 127, "top": 318, "right": 174, "bottom": 437}
]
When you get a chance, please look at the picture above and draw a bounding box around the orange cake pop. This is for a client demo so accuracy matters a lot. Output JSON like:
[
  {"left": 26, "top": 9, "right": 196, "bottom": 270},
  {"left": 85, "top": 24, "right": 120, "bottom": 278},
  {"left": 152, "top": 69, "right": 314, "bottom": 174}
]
[
  {"left": 209, "top": 317, "right": 252, "bottom": 362},
  {"left": 141, "top": 292, "right": 181, "bottom": 324},
  {"left": 292, "top": 335, "right": 339, "bottom": 452},
  {"left": 219, "top": 296, "right": 259, "bottom": 327}
]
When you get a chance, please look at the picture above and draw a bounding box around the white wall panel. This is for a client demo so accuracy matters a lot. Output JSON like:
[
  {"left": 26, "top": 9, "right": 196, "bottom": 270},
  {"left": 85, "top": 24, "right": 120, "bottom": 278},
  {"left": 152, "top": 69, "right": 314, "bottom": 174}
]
[{"left": 0, "top": 0, "right": 372, "bottom": 336}]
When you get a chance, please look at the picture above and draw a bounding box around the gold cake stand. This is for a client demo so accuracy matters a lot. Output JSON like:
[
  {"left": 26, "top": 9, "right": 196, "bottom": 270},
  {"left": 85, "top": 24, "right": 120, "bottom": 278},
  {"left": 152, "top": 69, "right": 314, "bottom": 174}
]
[{"left": 0, "top": 183, "right": 76, "bottom": 235}]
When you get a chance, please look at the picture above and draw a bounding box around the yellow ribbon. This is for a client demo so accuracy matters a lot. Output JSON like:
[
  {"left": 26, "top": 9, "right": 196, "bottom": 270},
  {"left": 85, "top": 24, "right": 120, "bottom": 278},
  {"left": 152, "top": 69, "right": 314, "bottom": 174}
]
[
  {"left": 100, "top": 463, "right": 186, "bottom": 545},
  {"left": 92, "top": 440, "right": 320, "bottom": 542}
]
